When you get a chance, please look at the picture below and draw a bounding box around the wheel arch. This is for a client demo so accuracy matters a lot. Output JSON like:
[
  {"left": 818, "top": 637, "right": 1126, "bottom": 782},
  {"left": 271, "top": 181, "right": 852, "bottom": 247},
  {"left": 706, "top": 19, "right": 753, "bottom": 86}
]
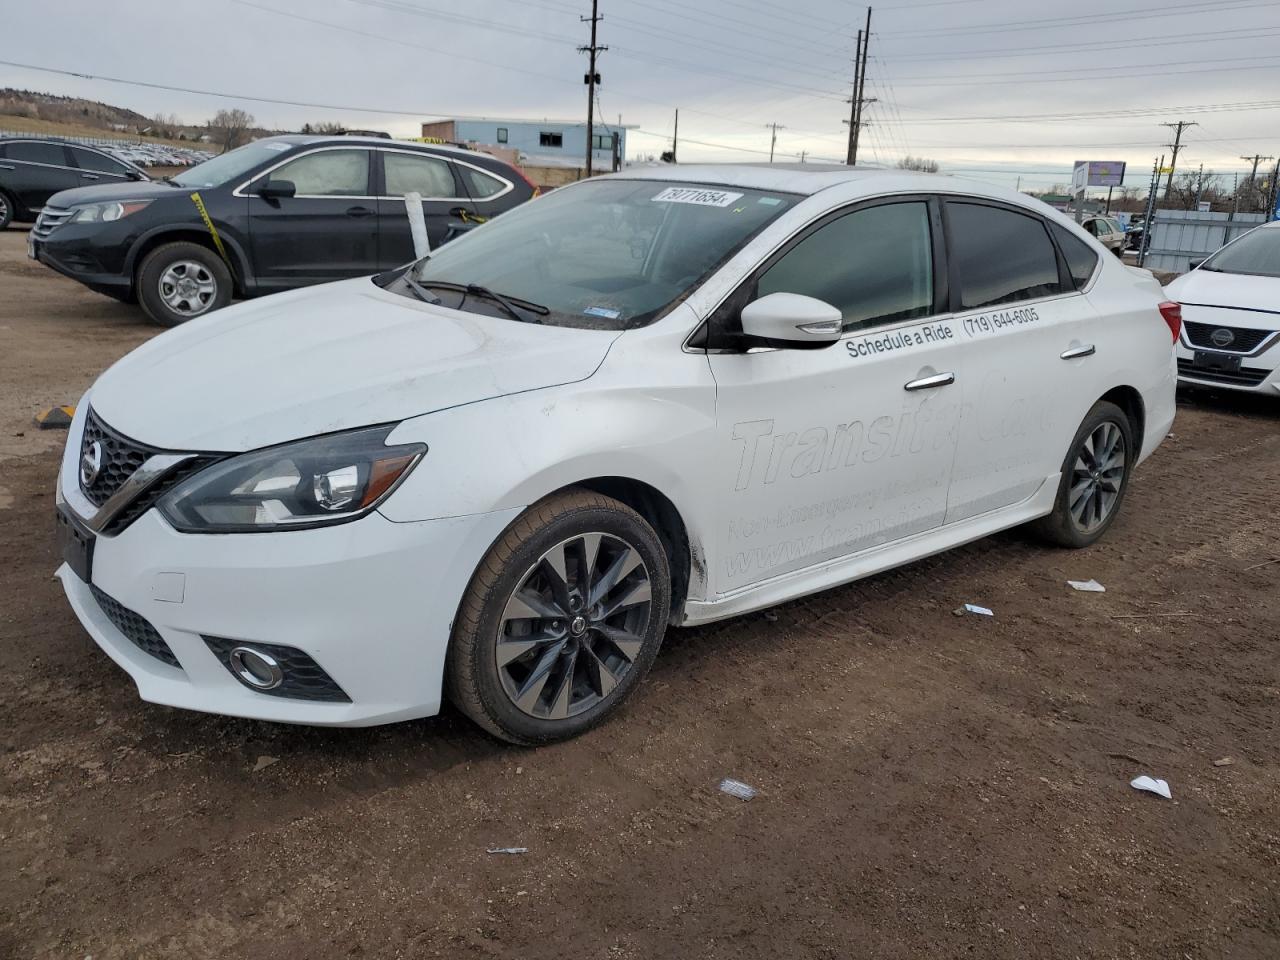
[
  {"left": 127, "top": 227, "right": 252, "bottom": 296},
  {"left": 1098, "top": 384, "right": 1145, "bottom": 455}
]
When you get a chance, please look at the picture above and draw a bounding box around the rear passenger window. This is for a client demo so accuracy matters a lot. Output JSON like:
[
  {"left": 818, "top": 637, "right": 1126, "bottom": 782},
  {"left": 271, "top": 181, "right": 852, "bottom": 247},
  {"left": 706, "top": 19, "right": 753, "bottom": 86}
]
[
  {"left": 459, "top": 165, "right": 509, "bottom": 199},
  {"left": 70, "top": 147, "right": 128, "bottom": 176},
  {"left": 1051, "top": 223, "right": 1099, "bottom": 290},
  {"left": 948, "top": 202, "right": 1063, "bottom": 309},
  {"left": 758, "top": 201, "right": 934, "bottom": 333},
  {"left": 7, "top": 141, "right": 68, "bottom": 166},
  {"left": 383, "top": 153, "right": 460, "bottom": 198}
]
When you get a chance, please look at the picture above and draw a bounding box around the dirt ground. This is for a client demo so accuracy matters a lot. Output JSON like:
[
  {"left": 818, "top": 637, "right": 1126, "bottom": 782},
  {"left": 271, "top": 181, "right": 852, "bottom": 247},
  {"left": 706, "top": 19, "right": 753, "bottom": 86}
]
[{"left": 1, "top": 227, "right": 1278, "bottom": 959}]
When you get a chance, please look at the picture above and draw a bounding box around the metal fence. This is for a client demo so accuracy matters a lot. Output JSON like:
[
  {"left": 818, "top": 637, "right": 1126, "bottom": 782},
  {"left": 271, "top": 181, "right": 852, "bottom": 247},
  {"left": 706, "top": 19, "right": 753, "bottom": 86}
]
[{"left": 1144, "top": 210, "right": 1268, "bottom": 274}]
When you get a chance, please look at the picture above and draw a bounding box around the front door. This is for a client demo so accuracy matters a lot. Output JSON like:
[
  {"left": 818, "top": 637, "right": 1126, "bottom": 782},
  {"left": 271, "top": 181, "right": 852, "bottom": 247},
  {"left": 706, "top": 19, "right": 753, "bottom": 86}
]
[
  {"left": 375, "top": 149, "right": 470, "bottom": 265},
  {"left": 68, "top": 147, "right": 139, "bottom": 189},
  {"left": 707, "top": 198, "right": 965, "bottom": 596},
  {"left": 1, "top": 141, "right": 82, "bottom": 212},
  {"left": 247, "top": 147, "right": 380, "bottom": 286}
]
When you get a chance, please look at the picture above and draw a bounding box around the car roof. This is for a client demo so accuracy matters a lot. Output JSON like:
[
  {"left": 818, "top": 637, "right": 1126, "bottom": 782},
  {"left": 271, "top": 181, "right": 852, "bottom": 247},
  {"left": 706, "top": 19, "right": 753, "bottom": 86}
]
[
  {"left": 599, "top": 162, "right": 1038, "bottom": 207},
  {"left": 262, "top": 134, "right": 487, "bottom": 161}
]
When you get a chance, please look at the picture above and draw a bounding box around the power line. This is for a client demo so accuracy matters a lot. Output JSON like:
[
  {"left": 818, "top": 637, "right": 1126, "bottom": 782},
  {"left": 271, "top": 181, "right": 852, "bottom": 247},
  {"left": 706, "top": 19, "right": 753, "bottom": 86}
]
[
  {"left": 882, "top": 0, "right": 1277, "bottom": 38},
  {"left": 892, "top": 99, "right": 1280, "bottom": 125}
]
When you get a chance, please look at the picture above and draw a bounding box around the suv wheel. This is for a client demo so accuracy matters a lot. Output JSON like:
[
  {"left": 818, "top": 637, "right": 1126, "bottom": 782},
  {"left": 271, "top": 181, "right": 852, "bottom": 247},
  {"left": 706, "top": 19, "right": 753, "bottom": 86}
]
[
  {"left": 1031, "top": 400, "right": 1134, "bottom": 548},
  {"left": 137, "top": 241, "right": 232, "bottom": 326},
  {"left": 0, "top": 191, "right": 13, "bottom": 230},
  {"left": 447, "top": 489, "right": 671, "bottom": 745}
]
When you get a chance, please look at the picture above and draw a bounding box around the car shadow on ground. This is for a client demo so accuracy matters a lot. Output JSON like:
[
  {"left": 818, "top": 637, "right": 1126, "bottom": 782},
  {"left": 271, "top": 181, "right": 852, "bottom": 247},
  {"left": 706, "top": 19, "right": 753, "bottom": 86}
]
[{"left": 1176, "top": 384, "right": 1280, "bottom": 421}]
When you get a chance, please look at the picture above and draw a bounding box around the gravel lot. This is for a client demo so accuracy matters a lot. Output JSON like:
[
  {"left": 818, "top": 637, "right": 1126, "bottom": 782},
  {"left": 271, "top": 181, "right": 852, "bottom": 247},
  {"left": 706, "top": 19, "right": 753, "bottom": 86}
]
[{"left": 1, "top": 227, "right": 1278, "bottom": 959}]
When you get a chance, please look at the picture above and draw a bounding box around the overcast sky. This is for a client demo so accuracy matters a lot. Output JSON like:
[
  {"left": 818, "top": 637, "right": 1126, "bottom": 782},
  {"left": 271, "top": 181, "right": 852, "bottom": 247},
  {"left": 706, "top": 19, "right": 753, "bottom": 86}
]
[{"left": 4, "top": 0, "right": 1280, "bottom": 192}]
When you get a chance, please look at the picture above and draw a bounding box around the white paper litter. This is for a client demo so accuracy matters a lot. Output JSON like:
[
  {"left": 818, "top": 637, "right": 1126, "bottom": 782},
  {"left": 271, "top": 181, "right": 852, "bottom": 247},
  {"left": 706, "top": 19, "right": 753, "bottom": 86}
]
[
  {"left": 718, "top": 778, "right": 758, "bottom": 801},
  {"left": 962, "top": 604, "right": 994, "bottom": 616},
  {"left": 1130, "top": 775, "right": 1172, "bottom": 800},
  {"left": 486, "top": 847, "right": 528, "bottom": 855},
  {"left": 1068, "top": 579, "right": 1107, "bottom": 592}
]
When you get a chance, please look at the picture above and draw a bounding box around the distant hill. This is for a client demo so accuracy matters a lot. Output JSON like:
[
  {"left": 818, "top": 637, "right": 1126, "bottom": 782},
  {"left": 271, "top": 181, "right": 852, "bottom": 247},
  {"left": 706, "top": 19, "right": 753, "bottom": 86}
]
[{"left": 0, "top": 88, "right": 154, "bottom": 132}]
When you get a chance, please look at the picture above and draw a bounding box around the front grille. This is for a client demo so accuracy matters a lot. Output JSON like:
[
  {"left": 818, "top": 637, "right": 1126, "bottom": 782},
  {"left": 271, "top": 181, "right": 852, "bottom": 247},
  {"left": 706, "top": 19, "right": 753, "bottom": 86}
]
[
  {"left": 32, "top": 205, "right": 74, "bottom": 241},
  {"left": 1177, "top": 359, "right": 1271, "bottom": 387},
  {"left": 80, "top": 409, "right": 160, "bottom": 507},
  {"left": 100, "top": 456, "right": 218, "bottom": 535},
  {"left": 1183, "top": 319, "right": 1276, "bottom": 354},
  {"left": 90, "top": 585, "right": 182, "bottom": 668},
  {"left": 202, "top": 636, "right": 352, "bottom": 703}
]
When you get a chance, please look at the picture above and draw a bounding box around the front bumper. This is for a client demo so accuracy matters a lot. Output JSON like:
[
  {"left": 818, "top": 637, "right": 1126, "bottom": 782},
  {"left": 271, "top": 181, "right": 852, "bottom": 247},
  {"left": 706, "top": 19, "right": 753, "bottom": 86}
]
[
  {"left": 56, "top": 431, "right": 520, "bottom": 725},
  {"left": 1175, "top": 337, "right": 1280, "bottom": 395}
]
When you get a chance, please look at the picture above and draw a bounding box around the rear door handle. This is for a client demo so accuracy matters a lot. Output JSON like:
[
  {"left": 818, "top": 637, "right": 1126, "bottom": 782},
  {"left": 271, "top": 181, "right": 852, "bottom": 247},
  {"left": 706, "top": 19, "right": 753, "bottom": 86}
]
[
  {"left": 0, "top": 163, "right": 14, "bottom": 170},
  {"left": 904, "top": 372, "right": 955, "bottom": 391},
  {"left": 81, "top": 173, "right": 100, "bottom": 180},
  {"left": 346, "top": 206, "right": 374, "bottom": 218},
  {"left": 1060, "top": 344, "right": 1096, "bottom": 360}
]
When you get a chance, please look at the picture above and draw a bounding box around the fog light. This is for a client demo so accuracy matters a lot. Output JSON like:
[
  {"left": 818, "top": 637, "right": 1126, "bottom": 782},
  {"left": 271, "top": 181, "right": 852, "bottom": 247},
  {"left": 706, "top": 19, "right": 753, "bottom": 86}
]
[{"left": 228, "top": 646, "right": 283, "bottom": 690}]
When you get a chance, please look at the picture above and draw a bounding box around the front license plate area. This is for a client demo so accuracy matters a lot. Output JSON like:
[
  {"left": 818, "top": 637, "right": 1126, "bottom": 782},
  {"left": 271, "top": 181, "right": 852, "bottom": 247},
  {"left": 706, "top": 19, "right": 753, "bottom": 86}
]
[
  {"left": 56, "top": 505, "right": 95, "bottom": 584},
  {"left": 1192, "top": 350, "right": 1241, "bottom": 373}
]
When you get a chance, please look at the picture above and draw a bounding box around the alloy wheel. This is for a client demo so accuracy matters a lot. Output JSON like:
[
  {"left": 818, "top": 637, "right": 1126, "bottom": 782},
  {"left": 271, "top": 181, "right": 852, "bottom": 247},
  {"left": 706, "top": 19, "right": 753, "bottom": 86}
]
[
  {"left": 497, "top": 532, "right": 652, "bottom": 721},
  {"left": 158, "top": 260, "right": 217, "bottom": 317},
  {"left": 1068, "top": 419, "right": 1127, "bottom": 533}
]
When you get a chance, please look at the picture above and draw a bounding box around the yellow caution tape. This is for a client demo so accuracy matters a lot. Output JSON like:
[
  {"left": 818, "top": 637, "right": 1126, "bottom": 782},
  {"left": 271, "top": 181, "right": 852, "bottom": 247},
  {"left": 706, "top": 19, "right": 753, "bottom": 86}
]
[
  {"left": 457, "top": 209, "right": 489, "bottom": 225},
  {"left": 189, "top": 192, "right": 235, "bottom": 275}
]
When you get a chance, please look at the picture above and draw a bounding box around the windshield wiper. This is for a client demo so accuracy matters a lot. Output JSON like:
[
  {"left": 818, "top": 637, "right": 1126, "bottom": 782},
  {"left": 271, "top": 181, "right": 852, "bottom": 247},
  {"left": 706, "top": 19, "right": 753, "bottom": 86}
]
[
  {"left": 416, "top": 280, "right": 548, "bottom": 324},
  {"left": 401, "top": 272, "right": 443, "bottom": 305}
]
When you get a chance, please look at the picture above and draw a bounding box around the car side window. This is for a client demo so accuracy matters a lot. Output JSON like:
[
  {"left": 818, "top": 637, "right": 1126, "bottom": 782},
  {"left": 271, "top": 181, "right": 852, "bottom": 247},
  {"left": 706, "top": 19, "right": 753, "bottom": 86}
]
[
  {"left": 757, "top": 201, "right": 934, "bottom": 333},
  {"left": 272, "top": 150, "right": 370, "bottom": 196},
  {"left": 459, "top": 165, "right": 508, "bottom": 199},
  {"left": 70, "top": 147, "right": 128, "bottom": 176},
  {"left": 1050, "top": 223, "right": 1100, "bottom": 290},
  {"left": 947, "top": 202, "right": 1064, "bottom": 309},
  {"left": 7, "top": 141, "right": 68, "bottom": 166},
  {"left": 383, "top": 153, "right": 461, "bottom": 198}
]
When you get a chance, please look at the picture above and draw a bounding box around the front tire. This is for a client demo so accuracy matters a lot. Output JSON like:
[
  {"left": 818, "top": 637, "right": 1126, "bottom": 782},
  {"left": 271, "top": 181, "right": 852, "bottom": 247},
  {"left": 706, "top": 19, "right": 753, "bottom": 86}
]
[
  {"left": 0, "top": 190, "right": 14, "bottom": 230},
  {"left": 136, "top": 241, "right": 232, "bottom": 326},
  {"left": 1031, "top": 400, "right": 1134, "bottom": 548},
  {"left": 447, "top": 489, "right": 671, "bottom": 745}
]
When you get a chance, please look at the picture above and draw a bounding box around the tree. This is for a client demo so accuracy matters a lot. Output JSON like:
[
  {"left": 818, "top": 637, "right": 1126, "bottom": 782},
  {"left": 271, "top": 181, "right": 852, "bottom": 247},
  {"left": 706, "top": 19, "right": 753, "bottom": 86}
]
[
  {"left": 152, "top": 112, "right": 182, "bottom": 138},
  {"left": 896, "top": 155, "right": 940, "bottom": 173},
  {"left": 1166, "top": 169, "right": 1225, "bottom": 211},
  {"left": 206, "top": 108, "right": 255, "bottom": 153}
]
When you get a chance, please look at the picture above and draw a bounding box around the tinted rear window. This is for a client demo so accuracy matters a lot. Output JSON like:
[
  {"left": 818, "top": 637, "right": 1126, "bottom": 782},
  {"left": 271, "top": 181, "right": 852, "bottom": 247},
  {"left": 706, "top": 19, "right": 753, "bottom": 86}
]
[
  {"left": 6, "top": 141, "right": 68, "bottom": 165},
  {"left": 70, "top": 147, "right": 128, "bottom": 175},
  {"left": 948, "top": 202, "right": 1064, "bottom": 309},
  {"left": 1051, "top": 223, "right": 1099, "bottom": 290}
]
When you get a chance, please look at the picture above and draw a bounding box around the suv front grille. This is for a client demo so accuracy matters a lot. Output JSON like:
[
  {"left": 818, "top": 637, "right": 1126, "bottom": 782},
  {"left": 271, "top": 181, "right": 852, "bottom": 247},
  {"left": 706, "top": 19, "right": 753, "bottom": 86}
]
[
  {"left": 90, "top": 585, "right": 182, "bottom": 668},
  {"left": 80, "top": 409, "right": 160, "bottom": 507},
  {"left": 32, "top": 205, "right": 74, "bottom": 241},
  {"left": 1183, "top": 319, "right": 1277, "bottom": 354}
]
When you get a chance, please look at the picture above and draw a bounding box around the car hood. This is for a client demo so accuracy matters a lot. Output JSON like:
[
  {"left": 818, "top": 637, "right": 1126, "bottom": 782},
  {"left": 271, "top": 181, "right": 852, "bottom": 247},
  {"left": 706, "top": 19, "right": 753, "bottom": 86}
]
[
  {"left": 47, "top": 179, "right": 181, "bottom": 209},
  {"left": 1165, "top": 269, "right": 1280, "bottom": 320},
  {"left": 87, "top": 278, "right": 622, "bottom": 451}
]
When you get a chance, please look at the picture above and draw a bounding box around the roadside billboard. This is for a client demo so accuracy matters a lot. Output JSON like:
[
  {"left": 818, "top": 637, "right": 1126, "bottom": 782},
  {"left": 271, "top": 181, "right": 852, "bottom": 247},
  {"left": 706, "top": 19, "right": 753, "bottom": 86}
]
[{"left": 1073, "top": 160, "right": 1127, "bottom": 188}]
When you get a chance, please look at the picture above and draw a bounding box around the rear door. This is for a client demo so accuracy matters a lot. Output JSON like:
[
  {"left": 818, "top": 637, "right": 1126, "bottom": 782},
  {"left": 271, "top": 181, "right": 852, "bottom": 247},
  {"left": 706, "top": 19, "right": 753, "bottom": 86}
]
[
  {"left": 0, "top": 141, "right": 82, "bottom": 211},
  {"left": 375, "top": 149, "right": 469, "bottom": 265},
  {"left": 247, "top": 146, "right": 380, "bottom": 285},
  {"left": 941, "top": 199, "right": 1098, "bottom": 523}
]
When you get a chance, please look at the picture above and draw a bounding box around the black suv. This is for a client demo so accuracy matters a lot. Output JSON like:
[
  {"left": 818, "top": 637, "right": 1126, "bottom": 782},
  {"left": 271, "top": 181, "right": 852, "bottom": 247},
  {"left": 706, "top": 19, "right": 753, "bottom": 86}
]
[
  {"left": 29, "top": 135, "right": 539, "bottom": 326},
  {"left": 0, "top": 137, "right": 148, "bottom": 229}
]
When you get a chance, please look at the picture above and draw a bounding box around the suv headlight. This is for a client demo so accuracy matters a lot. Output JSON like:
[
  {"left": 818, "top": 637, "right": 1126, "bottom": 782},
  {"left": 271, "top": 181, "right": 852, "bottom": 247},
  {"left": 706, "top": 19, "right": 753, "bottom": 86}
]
[
  {"left": 157, "top": 425, "right": 426, "bottom": 533},
  {"left": 71, "top": 200, "right": 152, "bottom": 223}
]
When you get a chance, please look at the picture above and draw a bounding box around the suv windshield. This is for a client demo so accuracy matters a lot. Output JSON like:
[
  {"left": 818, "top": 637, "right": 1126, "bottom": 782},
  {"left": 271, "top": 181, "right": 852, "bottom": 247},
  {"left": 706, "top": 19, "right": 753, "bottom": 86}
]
[
  {"left": 171, "top": 140, "right": 297, "bottom": 188},
  {"left": 387, "top": 179, "right": 798, "bottom": 329},
  {"left": 1203, "top": 225, "right": 1280, "bottom": 278}
]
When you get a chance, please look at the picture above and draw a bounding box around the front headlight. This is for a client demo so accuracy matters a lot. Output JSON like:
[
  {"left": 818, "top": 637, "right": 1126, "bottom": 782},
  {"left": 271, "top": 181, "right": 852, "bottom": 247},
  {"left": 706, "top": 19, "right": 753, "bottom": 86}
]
[
  {"left": 71, "top": 200, "right": 152, "bottom": 223},
  {"left": 157, "top": 425, "right": 426, "bottom": 533}
]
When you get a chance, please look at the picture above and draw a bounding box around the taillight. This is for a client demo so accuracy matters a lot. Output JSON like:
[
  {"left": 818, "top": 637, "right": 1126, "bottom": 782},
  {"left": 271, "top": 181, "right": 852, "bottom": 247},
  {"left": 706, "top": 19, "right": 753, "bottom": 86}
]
[
  {"left": 512, "top": 164, "right": 541, "bottom": 197},
  {"left": 1158, "top": 301, "right": 1182, "bottom": 343}
]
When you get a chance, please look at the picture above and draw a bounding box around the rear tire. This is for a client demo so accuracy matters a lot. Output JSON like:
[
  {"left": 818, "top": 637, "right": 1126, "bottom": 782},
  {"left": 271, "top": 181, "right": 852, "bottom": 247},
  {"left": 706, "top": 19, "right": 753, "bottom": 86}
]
[
  {"left": 1031, "top": 400, "right": 1134, "bottom": 548},
  {"left": 137, "top": 241, "right": 232, "bottom": 326},
  {"left": 446, "top": 488, "right": 671, "bottom": 745},
  {"left": 0, "top": 191, "right": 14, "bottom": 230}
]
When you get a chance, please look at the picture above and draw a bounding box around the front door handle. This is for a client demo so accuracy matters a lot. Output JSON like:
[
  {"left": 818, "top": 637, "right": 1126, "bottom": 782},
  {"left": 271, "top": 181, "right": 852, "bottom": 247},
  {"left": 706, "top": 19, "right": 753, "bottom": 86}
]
[
  {"left": 904, "top": 372, "right": 955, "bottom": 391},
  {"left": 1060, "top": 344, "right": 1096, "bottom": 360},
  {"left": 345, "top": 205, "right": 375, "bottom": 218},
  {"left": 81, "top": 173, "right": 100, "bottom": 180},
  {"left": 0, "top": 163, "right": 14, "bottom": 170}
]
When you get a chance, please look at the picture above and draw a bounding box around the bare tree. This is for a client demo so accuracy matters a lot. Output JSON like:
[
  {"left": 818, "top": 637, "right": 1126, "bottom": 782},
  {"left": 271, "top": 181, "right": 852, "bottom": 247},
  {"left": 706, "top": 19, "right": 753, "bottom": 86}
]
[
  {"left": 1167, "top": 169, "right": 1224, "bottom": 211},
  {"left": 206, "top": 108, "right": 255, "bottom": 153},
  {"left": 896, "top": 155, "right": 940, "bottom": 173}
]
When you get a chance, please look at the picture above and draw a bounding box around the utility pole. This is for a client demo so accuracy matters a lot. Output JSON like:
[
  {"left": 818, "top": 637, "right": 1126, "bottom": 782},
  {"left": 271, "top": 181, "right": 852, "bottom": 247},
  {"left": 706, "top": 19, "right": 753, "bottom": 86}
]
[
  {"left": 1239, "top": 154, "right": 1274, "bottom": 212},
  {"left": 1193, "top": 162, "right": 1204, "bottom": 209},
  {"left": 799, "top": 149, "right": 808, "bottom": 163},
  {"left": 1269, "top": 158, "right": 1280, "bottom": 220},
  {"left": 579, "top": 0, "right": 606, "bottom": 178},
  {"left": 611, "top": 131, "right": 620, "bottom": 173},
  {"left": 672, "top": 108, "right": 678, "bottom": 163},
  {"left": 767, "top": 122, "right": 784, "bottom": 163},
  {"left": 1138, "top": 154, "right": 1162, "bottom": 269},
  {"left": 847, "top": 7, "right": 875, "bottom": 165},
  {"left": 1160, "top": 121, "right": 1196, "bottom": 198}
]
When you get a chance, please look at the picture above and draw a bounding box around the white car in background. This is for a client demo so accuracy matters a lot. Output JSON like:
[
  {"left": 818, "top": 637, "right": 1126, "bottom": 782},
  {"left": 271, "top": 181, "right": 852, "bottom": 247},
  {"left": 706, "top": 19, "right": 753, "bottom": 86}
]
[
  {"left": 55, "top": 166, "right": 1178, "bottom": 744},
  {"left": 1166, "top": 221, "right": 1280, "bottom": 394}
]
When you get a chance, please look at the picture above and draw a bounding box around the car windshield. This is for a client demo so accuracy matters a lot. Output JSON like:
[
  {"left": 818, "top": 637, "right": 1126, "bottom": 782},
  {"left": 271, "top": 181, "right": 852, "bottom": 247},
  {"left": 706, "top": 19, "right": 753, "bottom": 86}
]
[
  {"left": 171, "top": 140, "right": 297, "bottom": 188},
  {"left": 390, "top": 179, "right": 798, "bottom": 329},
  {"left": 1202, "top": 226, "right": 1280, "bottom": 278}
]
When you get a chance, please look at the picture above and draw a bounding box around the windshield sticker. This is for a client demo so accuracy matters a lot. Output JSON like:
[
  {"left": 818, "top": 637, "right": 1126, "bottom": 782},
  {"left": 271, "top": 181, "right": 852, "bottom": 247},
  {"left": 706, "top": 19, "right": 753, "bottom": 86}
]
[
  {"left": 651, "top": 187, "right": 744, "bottom": 208},
  {"left": 758, "top": 197, "right": 783, "bottom": 206},
  {"left": 583, "top": 305, "right": 621, "bottom": 320}
]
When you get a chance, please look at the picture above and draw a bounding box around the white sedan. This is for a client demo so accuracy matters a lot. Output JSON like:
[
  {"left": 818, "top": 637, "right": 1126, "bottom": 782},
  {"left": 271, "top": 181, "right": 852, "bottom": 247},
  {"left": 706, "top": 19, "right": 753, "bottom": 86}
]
[
  {"left": 55, "top": 166, "right": 1178, "bottom": 743},
  {"left": 1166, "top": 221, "right": 1280, "bottom": 394}
]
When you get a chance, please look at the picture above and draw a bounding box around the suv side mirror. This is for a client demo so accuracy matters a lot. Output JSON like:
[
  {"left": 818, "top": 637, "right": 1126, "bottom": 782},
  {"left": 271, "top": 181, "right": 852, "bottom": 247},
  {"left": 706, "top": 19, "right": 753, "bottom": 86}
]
[
  {"left": 740, "top": 292, "right": 843, "bottom": 348},
  {"left": 258, "top": 179, "right": 297, "bottom": 200},
  {"left": 1188, "top": 258, "right": 1206, "bottom": 271}
]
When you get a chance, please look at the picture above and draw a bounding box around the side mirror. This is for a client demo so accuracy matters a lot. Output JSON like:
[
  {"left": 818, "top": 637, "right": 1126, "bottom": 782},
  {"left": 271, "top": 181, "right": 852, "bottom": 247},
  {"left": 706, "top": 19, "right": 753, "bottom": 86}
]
[
  {"left": 1188, "top": 258, "right": 1206, "bottom": 271},
  {"left": 127, "top": 169, "right": 147, "bottom": 181},
  {"left": 258, "top": 179, "right": 296, "bottom": 200},
  {"left": 740, "top": 292, "right": 843, "bottom": 348}
]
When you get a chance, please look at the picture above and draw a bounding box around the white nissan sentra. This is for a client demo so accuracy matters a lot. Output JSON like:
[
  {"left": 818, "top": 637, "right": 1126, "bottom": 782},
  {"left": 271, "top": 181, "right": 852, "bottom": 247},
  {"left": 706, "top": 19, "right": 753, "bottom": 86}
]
[{"left": 56, "top": 166, "right": 1179, "bottom": 744}]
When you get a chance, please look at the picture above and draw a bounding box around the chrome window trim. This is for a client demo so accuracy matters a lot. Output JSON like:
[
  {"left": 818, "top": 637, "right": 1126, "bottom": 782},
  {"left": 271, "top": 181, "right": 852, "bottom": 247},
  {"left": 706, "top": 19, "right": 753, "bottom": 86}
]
[
  {"left": 63, "top": 453, "right": 197, "bottom": 535},
  {"left": 2, "top": 138, "right": 133, "bottom": 176},
  {"left": 232, "top": 144, "right": 514, "bottom": 203}
]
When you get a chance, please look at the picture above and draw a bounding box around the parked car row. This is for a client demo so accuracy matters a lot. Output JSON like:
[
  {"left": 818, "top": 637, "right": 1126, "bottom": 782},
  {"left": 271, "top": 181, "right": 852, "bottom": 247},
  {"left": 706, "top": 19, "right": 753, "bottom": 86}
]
[
  {"left": 23, "top": 134, "right": 538, "bottom": 324},
  {"left": 104, "top": 143, "right": 214, "bottom": 168}
]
